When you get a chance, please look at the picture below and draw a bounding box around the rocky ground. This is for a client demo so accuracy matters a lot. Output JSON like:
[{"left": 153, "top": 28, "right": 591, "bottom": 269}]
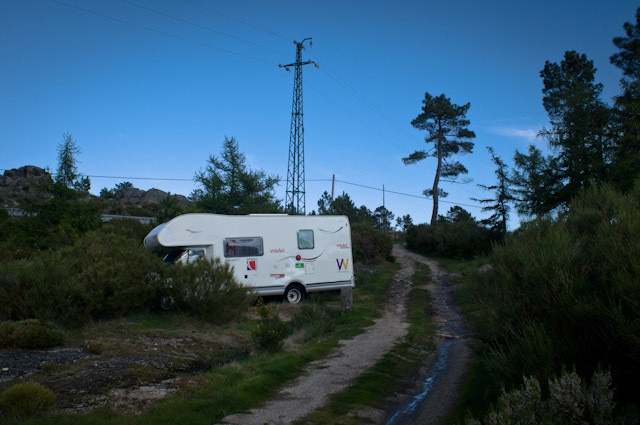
[{"left": 0, "top": 319, "right": 250, "bottom": 414}]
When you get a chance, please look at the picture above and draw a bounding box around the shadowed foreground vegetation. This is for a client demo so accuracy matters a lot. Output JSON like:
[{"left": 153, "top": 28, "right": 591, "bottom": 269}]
[{"left": 452, "top": 184, "right": 640, "bottom": 423}]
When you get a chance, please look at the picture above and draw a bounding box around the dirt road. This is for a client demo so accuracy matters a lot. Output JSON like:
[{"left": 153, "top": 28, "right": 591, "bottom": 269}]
[
  {"left": 383, "top": 247, "right": 471, "bottom": 425},
  {"left": 219, "top": 245, "right": 471, "bottom": 425},
  {"left": 218, "top": 244, "right": 415, "bottom": 425}
]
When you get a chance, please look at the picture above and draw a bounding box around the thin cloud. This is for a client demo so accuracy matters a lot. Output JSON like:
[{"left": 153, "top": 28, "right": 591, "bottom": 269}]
[{"left": 490, "top": 126, "right": 538, "bottom": 142}]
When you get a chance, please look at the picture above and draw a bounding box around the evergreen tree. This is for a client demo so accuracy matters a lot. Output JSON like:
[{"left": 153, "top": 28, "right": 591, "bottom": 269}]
[
  {"left": 55, "top": 132, "right": 91, "bottom": 192},
  {"left": 512, "top": 145, "right": 563, "bottom": 216},
  {"left": 331, "top": 192, "right": 358, "bottom": 220},
  {"left": 472, "top": 147, "right": 515, "bottom": 234},
  {"left": 373, "top": 206, "right": 394, "bottom": 231},
  {"left": 191, "top": 137, "right": 280, "bottom": 214},
  {"left": 403, "top": 93, "right": 475, "bottom": 225},
  {"left": 395, "top": 214, "right": 413, "bottom": 232},
  {"left": 317, "top": 191, "right": 333, "bottom": 215},
  {"left": 538, "top": 51, "right": 612, "bottom": 207},
  {"left": 610, "top": 7, "right": 640, "bottom": 190}
]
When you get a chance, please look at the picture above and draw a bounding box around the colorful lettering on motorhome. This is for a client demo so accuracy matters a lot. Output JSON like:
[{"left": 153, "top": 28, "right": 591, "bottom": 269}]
[
  {"left": 336, "top": 258, "right": 349, "bottom": 271},
  {"left": 270, "top": 274, "right": 285, "bottom": 279},
  {"left": 336, "top": 243, "right": 349, "bottom": 249},
  {"left": 270, "top": 248, "right": 285, "bottom": 253}
]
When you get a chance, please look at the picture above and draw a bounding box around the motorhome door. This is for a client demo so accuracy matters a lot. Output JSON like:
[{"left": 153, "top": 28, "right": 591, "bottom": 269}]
[{"left": 223, "top": 237, "right": 263, "bottom": 286}]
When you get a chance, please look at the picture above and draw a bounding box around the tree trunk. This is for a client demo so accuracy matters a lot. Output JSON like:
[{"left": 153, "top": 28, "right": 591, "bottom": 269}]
[{"left": 431, "top": 129, "right": 443, "bottom": 225}]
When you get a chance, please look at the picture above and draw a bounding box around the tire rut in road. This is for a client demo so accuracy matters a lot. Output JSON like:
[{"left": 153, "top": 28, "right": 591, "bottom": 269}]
[{"left": 384, "top": 246, "right": 471, "bottom": 425}]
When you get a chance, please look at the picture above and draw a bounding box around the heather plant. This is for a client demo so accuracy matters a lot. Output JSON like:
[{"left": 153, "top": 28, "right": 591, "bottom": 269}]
[
  {"left": 0, "top": 319, "right": 65, "bottom": 349},
  {"left": 0, "top": 231, "right": 164, "bottom": 326},
  {"left": 406, "top": 217, "right": 499, "bottom": 259},
  {"left": 465, "top": 370, "right": 617, "bottom": 425},
  {"left": 0, "top": 382, "right": 56, "bottom": 418},
  {"left": 251, "top": 300, "right": 290, "bottom": 352},
  {"left": 166, "top": 258, "right": 253, "bottom": 324},
  {"left": 351, "top": 222, "right": 393, "bottom": 265},
  {"left": 465, "top": 183, "right": 640, "bottom": 407}
]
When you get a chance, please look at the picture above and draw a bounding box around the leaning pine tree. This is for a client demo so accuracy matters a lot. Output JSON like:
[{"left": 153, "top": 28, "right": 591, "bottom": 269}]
[{"left": 403, "top": 93, "right": 475, "bottom": 224}]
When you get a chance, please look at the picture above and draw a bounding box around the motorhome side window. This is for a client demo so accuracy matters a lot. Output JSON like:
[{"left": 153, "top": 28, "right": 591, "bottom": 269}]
[
  {"left": 224, "top": 237, "right": 264, "bottom": 258},
  {"left": 297, "top": 230, "right": 314, "bottom": 249}
]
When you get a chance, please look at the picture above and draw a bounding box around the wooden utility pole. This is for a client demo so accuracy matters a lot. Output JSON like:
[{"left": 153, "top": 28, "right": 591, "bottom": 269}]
[{"left": 331, "top": 173, "right": 335, "bottom": 202}]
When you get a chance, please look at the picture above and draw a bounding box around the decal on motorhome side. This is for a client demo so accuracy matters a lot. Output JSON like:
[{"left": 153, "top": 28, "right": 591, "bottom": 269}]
[
  {"left": 319, "top": 226, "right": 344, "bottom": 234},
  {"left": 246, "top": 259, "right": 257, "bottom": 271},
  {"left": 337, "top": 258, "right": 349, "bottom": 271},
  {"left": 185, "top": 229, "right": 203, "bottom": 234},
  {"left": 277, "top": 246, "right": 326, "bottom": 263}
]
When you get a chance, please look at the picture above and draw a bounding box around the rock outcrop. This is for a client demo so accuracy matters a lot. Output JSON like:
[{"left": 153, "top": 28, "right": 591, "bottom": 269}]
[
  {"left": 0, "top": 166, "right": 53, "bottom": 207},
  {"left": 112, "top": 187, "right": 190, "bottom": 209},
  {"left": 0, "top": 166, "right": 190, "bottom": 211}
]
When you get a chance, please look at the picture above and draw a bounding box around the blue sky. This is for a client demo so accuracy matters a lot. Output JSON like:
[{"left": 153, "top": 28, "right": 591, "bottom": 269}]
[{"left": 1, "top": 0, "right": 637, "bottom": 228}]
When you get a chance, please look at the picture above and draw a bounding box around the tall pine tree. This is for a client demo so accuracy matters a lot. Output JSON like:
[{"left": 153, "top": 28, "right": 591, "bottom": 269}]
[
  {"left": 403, "top": 93, "right": 475, "bottom": 225},
  {"left": 611, "top": 7, "right": 640, "bottom": 190}
]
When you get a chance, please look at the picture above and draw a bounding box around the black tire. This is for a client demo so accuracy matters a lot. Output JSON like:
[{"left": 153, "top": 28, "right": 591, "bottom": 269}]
[
  {"left": 160, "top": 295, "right": 175, "bottom": 311},
  {"left": 284, "top": 284, "right": 305, "bottom": 304}
]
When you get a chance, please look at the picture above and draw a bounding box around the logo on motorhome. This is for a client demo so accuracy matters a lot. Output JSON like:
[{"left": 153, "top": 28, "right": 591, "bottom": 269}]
[
  {"left": 337, "top": 243, "right": 349, "bottom": 249},
  {"left": 246, "top": 260, "right": 257, "bottom": 271},
  {"left": 336, "top": 258, "right": 349, "bottom": 271},
  {"left": 270, "top": 248, "right": 285, "bottom": 253}
]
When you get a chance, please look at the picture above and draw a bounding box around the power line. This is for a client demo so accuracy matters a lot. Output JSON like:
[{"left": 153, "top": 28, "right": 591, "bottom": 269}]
[
  {"left": 332, "top": 179, "right": 482, "bottom": 209},
  {"left": 47, "top": 0, "right": 277, "bottom": 66},
  {"left": 180, "top": 0, "right": 291, "bottom": 42},
  {"left": 0, "top": 169, "right": 480, "bottom": 208},
  {"left": 117, "top": 0, "right": 288, "bottom": 56},
  {"left": 306, "top": 82, "right": 413, "bottom": 156},
  {"left": 319, "top": 64, "right": 426, "bottom": 151}
]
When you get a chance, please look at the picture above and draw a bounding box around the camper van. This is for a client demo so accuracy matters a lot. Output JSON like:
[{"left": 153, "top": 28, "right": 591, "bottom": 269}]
[{"left": 144, "top": 213, "right": 354, "bottom": 303}]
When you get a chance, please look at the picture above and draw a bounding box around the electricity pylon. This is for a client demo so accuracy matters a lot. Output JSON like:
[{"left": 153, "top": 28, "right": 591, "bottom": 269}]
[{"left": 280, "top": 38, "right": 317, "bottom": 215}]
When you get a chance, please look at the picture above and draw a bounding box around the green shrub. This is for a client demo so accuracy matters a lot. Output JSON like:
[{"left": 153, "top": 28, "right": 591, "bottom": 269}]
[
  {"left": 465, "top": 370, "right": 617, "bottom": 425},
  {"left": 0, "top": 231, "right": 164, "bottom": 326},
  {"left": 466, "top": 183, "right": 640, "bottom": 408},
  {"left": 406, "top": 220, "right": 499, "bottom": 259},
  {"left": 251, "top": 300, "right": 290, "bottom": 352},
  {"left": 0, "top": 320, "right": 65, "bottom": 349},
  {"left": 0, "top": 382, "right": 56, "bottom": 418},
  {"left": 166, "top": 258, "right": 253, "bottom": 324},
  {"left": 351, "top": 222, "right": 393, "bottom": 265}
]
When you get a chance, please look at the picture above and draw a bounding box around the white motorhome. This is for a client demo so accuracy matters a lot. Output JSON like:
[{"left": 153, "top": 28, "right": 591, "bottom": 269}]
[{"left": 144, "top": 213, "right": 355, "bottom": 303}]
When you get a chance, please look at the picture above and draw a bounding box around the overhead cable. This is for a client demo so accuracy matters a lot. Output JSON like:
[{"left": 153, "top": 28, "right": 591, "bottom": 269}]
[
  {"left": 117, "top": 0, "right": 288, "bottom": 56},
  {"left": 180, "top": 0, "right": 291, "bottom": 42},
  {"left": 47, "top": 0, "right": 277, "bottom": 66}
]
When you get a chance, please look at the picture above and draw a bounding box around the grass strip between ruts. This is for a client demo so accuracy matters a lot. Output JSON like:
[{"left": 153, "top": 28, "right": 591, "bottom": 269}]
[{"left": 297, "top": 261, "right": 436, "bottom": 425}]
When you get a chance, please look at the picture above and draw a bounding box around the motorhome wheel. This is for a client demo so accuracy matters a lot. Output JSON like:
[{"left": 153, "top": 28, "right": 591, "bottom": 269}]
[
  {"left": 285, "top": 284, "right": 304, "bottom": 304},
  {"left": 161, "top": 296, "right": 175, "bottom": 310}
]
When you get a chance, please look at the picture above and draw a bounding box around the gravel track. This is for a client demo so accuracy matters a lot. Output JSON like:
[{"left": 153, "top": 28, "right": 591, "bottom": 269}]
[{"left": 218, "top": 244, "right": 415, "bottom": 425}]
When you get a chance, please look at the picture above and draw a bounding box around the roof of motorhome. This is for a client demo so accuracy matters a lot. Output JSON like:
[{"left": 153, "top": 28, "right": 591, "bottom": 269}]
[{"left": 143, "top": 213, "right": 350, "bottom": 251}]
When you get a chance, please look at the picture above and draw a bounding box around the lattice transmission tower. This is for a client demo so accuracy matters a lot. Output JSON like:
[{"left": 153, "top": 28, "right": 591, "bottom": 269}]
[{"left": 280, "top": 38, "right": 317, "bottom": 215}]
